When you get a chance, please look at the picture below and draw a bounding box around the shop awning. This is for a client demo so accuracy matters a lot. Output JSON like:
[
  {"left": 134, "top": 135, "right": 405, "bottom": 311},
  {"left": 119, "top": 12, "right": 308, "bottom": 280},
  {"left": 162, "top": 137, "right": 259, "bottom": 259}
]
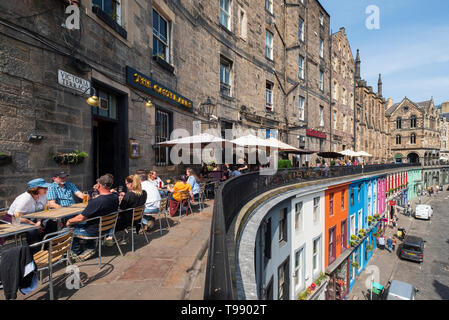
[
  {"left": 325, "top": 247, "right": 354, "bottom": 275},
  {"left": 317, "top": 152, "right": 343, "bottom": 158}
]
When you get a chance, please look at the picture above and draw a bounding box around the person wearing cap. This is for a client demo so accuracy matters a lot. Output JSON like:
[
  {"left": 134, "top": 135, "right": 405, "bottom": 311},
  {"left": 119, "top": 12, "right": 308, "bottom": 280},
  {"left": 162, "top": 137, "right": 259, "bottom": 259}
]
[
  {"left": 66, "top": 175, "right": 119, "bottom": 261},
  {"left": 3, "top": 179, "right": 52, "bottom": 247},
  {"left": 47, "top": 171, "right": 84, "bottom": 208}
]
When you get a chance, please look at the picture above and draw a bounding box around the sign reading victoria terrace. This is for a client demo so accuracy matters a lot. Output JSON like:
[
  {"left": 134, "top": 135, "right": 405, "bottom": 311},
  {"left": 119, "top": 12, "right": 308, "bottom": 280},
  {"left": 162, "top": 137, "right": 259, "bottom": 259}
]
[
  {"left": 58, "top": 69, "right": 90, "bottom": 94},
  {"left": 126, "top": 66, "right": 193, "bottom": 110}
]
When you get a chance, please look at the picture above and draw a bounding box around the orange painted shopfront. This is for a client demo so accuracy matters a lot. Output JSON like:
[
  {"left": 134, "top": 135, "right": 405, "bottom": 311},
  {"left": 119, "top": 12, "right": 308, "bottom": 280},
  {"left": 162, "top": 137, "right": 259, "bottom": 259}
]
[{"left": 324, "top": 183, "right": 350, "bottom": 268}]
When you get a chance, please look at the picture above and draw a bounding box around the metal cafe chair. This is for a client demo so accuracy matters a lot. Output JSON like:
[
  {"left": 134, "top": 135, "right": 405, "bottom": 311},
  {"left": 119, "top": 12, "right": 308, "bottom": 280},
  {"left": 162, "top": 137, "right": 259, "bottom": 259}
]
[
  {"left": 30, "top": 229, "right": 74, "bottom": 300},
  {"left": 177, "top": 191, "right": 194, "bottom": 222},
  {"left": 145, "top": 198, "right": 171, "bottom": 236},
  {"left": 73, "top": 212, "right": 123, "bottom": 269},
  {"left": 197, "top": 184, "right": 206, "bottom": 212},
  {"left": 127, "top": 206, "right": 149, "bottom": 252}
]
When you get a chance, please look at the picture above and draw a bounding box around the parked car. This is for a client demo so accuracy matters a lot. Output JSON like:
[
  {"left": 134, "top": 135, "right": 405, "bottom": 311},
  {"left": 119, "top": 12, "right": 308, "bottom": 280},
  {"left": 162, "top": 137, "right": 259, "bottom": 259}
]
[
  {"left": 385, "top": 280, "right": 419, "bottom": 300},
  {"left": 399, "top": 235, "right": 425, "bottom": 262},
  {"left": 414, "top": 204, "right": 433, "bottom": 220}
]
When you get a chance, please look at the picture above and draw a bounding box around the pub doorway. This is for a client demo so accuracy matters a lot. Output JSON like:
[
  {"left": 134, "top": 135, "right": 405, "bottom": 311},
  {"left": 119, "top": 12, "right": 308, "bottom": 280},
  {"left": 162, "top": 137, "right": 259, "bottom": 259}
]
[{"left": 91, "top": 84, "right": 128, "bottom": 188}]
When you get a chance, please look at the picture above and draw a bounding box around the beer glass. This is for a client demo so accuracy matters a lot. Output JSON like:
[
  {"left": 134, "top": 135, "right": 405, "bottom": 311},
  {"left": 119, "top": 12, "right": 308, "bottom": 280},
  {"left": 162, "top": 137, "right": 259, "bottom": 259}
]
[
  {"left": 83, "top": 192, "right": 89, "bottom": 205},
  {"left": 44, "top": 203, "right": 49, "bottom": 212}
]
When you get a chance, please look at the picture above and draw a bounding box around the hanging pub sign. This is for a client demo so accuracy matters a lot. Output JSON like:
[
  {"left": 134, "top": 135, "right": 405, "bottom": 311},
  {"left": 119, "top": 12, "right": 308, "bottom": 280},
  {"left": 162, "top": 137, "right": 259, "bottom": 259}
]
[{"left": 126, "top": 66, "right": 193, "bottom": 111}]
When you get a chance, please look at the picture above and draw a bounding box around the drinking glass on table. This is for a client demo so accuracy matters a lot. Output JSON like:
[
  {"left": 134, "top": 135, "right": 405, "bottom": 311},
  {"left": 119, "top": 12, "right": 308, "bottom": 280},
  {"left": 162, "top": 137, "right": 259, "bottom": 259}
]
[
  {"left": 83, "top": 192, "right": 89, "bottom": 205},
  {"left": 13, "top": 212, "right": 21, "bottom": 225},
  {"left": 44, "top": 203, "right": 49, "bottom": 212}
]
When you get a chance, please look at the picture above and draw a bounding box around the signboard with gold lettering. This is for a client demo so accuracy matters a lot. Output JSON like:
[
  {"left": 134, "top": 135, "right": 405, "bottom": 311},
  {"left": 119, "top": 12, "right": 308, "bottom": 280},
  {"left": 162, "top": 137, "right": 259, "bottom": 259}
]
[{"left": 126, "top": 66, "right": 193, "bottom": 111}]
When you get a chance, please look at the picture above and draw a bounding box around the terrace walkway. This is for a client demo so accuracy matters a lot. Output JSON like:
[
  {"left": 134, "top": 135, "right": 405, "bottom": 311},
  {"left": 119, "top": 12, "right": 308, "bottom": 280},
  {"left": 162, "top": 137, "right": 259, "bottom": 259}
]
[{"left": 2, "top": 200, "right": 213, "bottom": 300}]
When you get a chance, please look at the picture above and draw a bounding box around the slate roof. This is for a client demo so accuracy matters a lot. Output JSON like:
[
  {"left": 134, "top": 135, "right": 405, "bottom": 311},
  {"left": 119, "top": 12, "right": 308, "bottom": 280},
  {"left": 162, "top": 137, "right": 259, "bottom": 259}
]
[{"left": 385, "top": 98, "right": 432, "bottom": 116}]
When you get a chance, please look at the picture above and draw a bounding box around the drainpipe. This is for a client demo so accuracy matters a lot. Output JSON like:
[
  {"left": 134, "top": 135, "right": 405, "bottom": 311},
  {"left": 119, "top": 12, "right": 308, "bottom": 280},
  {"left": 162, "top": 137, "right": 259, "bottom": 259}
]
[{"left": 329, "top": 28, "right": 333, "bottom": 152}]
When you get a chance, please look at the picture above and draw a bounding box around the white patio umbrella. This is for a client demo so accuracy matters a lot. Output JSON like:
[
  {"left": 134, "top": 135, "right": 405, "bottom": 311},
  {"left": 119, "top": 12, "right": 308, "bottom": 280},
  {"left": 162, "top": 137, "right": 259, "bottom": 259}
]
[
  {"left": 355, "top": 151, "right": 373, "bottom": 157},
  {"left": 157, "top": 132, "right": 229, "bottom": 147},
  {"left": 339, "top": 149, "right": 358, "bottom": 157},
  {"left": 230, "top": 134, "right": 272, "bottom": 147},
  {"left": 266, "top": 137, "right": 300, "bottom": 152}
]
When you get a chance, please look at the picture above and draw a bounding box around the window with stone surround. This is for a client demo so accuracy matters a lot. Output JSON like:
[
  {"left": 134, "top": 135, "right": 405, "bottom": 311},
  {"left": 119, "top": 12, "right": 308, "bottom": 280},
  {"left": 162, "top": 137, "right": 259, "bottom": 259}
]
[
  {"left": 319, "top": 71, "right": 324, "bottom": 91},
  {"left": 153, "top": 9, "right": 170, "bottom": 63},
  {"left": 410, "top": 115, "right": 417, "bottom": 128},
  {"left": 319, "top": 105, "right": 324, "bottom": 127},
  {"left": 92, "top": 0, "right": 122, "bottom": 25},
  {"left": 220, "top": 57, "right": 232, "bottom": 97},
  {"left": 265, "top": 0, "right": 273, "bottom": 14},
  {"left": 298, "top": 17, "right": 304, "bottom": 42},
  {"left": 266, "top": 81, "right": 274, "bottom": 111},
  {"left": 396, "top": 134, "right": 402, "bottom": 145},
  {"left": 298, "top": 96, "right": 305, "bottom": 121},
  {"left": 319, "top": 38, "right": 324, "bottom": 58},
  {"left": 396, "top": 117, "right": 402, "bottom": 129},
  {"left": 266, "top": 30, "right": 274, "bottom": 60},
  {"left": 220, "top": 0, "right": 231, "bottom": 30},
  {"left": 411, "top": 133, "right": 416, "bottom": 144},
  {"left": 298, "top": 55, "right": 304, "bottom": 79}
]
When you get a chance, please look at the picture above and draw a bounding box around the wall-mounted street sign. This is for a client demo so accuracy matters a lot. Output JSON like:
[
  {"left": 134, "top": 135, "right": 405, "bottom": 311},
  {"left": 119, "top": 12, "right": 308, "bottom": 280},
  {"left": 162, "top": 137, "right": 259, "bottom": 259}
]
[
  {"left": 126, "top": 66, "right": 193, "bottom": 110},
  {"left": 58, "top": 69, "right": 90, "bottom": 93}
]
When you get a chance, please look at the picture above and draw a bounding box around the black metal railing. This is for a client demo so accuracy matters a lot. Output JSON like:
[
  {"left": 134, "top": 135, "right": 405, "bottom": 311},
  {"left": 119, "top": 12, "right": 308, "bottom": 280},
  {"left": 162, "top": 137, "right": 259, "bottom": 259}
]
[{"left": 204, "top": 163, "right": 421, "bottom": 300}]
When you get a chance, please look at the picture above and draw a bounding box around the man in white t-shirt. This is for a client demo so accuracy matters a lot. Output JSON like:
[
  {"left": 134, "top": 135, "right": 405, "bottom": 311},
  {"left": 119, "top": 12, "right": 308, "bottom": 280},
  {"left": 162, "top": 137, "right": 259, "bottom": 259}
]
[{"left": 140, "top": 173, "right": 161, "bottom": 230}]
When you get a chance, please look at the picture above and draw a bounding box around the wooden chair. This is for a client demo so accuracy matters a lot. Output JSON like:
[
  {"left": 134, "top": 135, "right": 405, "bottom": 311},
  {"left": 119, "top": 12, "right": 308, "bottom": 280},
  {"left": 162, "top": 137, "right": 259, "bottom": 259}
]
[
  {"left": 128, "top": 206, "right": 149, "bottom": 252},
  {"left": 73, "top": 212, "right": 123, "bottom": 269},
  {"left": 30, "top": 229, "right": 74, "bottom": 300}
]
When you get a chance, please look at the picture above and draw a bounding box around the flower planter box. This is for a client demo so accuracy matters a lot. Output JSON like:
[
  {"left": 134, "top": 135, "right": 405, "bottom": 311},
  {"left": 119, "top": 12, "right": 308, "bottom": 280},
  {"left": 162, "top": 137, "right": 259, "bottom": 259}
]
[
  {"left": 153, "top": 55, "right": 175, "bottom": 74},
  {"left": 53, "top": 151, "right": 88, "bottom": 166}
]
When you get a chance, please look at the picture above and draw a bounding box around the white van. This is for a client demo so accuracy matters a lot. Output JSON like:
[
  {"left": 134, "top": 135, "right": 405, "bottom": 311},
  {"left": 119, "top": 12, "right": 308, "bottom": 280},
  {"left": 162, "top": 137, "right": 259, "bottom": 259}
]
[{"left": 414, "top": 204, "right": 433, "bottom": 220}]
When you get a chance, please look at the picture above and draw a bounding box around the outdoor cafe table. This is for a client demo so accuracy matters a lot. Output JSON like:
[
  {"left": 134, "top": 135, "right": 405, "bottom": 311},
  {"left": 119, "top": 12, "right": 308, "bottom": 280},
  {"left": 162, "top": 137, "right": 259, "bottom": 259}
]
[
  {"left": 23, "top": 203, "right": 87, "bottom": 230},
  {"left": 0, "top": 223, "right": 40, "bottom": 239}
]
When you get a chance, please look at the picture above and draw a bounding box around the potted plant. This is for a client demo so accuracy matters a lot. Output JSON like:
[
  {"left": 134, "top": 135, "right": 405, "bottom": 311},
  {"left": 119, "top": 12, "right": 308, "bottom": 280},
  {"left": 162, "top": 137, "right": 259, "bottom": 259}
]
[
  {"left": 358, "top": 229, "right": 366, "bottom": 238},
  {"left": 351, "top": 262, "right": 359, "bottom": 269},
  {"left": 0, "top": 153, "right": 12, "bottom": 166},
  {"left": 373, "top": 213, "right": 380, "bottom": 221},
  {"left": 366, "top": 244, "right": 373, "bottom": 251},
  {"left": 53, "top": 150, "right": 88, "bottom": 165}
]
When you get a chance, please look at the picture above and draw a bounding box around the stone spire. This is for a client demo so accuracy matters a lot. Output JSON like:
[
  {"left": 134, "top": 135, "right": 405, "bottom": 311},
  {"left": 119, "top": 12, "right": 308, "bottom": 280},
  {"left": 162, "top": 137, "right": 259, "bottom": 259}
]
[
  {"left": 355, "top": 49, "right": 361, "bottom": 81},
  {"left": 377, "top": 73, "right": 382, "bottom": 97}
]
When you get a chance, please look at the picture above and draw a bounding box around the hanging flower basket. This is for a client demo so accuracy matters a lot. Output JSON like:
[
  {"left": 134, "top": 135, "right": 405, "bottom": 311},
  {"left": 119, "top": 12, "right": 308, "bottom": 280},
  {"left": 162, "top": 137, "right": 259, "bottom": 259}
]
[
  {"left": 53, "top": 150, "right": 88, "bottom": 165},
  {"left": 0, "top": 153, "right": 12, "bottom": 166}
]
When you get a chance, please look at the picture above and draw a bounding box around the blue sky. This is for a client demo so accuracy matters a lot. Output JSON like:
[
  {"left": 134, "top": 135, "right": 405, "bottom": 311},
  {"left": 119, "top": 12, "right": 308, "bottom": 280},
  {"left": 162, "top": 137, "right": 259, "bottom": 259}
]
[{"left": 320, "top": 0, "right": 449, "bottom": 106}]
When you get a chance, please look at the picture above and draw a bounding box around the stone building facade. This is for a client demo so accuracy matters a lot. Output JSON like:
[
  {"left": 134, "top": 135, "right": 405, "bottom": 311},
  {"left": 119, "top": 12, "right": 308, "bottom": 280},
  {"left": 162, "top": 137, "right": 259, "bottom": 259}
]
[
  {"left": 0, "top": 0, "right": 333, "bottom": 206},
  {"left": 330, "top": 27, "right": 354, "bottom": 152},
  {"left": 439, "top": 102, "right": 449, "bottom": 162},
  {"left": 386, "top": 97, "right": 440, "bottom": 165},
  {"left": 354, "top": 50, "right": 389, "bottom": 163}
]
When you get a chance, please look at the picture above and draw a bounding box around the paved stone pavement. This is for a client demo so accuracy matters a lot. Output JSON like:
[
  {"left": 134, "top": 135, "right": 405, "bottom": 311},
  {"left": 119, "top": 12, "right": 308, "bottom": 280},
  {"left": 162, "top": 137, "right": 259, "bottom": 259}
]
[
  {"left": 348, "top": 189, "right": 449, "bottom": 300},
  {"left": 1, "top": 200, "right": 213, "bottom": 300}
]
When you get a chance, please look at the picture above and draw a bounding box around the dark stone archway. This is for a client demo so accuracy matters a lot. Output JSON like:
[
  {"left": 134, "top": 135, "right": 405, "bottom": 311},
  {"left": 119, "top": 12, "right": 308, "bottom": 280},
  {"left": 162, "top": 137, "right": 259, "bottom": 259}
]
[{"left": 407, "top": 153, "right": 419, "bottom": 164}]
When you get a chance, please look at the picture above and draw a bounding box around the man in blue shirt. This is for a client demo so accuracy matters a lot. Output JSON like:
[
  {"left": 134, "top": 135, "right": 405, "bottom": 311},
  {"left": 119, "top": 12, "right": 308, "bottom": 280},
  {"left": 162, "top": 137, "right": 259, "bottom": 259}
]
[
  {"left": 231, "top": 166, "right": 242, "bottom": 177},
  {"left": 47, "top": 171, "right": 84, "bottom": 208}
]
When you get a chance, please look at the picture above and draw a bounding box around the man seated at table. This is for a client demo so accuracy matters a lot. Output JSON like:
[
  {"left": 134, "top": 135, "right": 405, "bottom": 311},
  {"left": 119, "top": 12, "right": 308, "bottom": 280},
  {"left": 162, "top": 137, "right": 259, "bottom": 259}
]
[
  {"left": 66, "top": 175, "right": 118, "bottom": 261},
  {"left": 47, "top": 171, "right": 84, "bottom": 208}
]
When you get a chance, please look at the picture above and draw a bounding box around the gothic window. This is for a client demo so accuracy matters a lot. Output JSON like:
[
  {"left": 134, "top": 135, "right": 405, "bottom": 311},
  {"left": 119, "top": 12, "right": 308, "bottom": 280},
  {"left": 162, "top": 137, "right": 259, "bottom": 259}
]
[
  {"left": 410, "top": 115, "right": 417, "bottom": 128},
  {"left": 396, "top": 135, "right": 402, "bottom": 145},
  {"left": 411, "top": 133, "right": 416, "bottom": 144},
  {"left": 396, "top": 117, "right": 402, "bottom": 129}
]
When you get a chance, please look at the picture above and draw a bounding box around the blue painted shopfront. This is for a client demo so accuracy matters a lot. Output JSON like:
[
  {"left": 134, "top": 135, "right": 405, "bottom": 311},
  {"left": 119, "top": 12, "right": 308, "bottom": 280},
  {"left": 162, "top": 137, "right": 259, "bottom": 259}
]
[{"left": 348, "top": 177, "right": 380, "bottom": 290}]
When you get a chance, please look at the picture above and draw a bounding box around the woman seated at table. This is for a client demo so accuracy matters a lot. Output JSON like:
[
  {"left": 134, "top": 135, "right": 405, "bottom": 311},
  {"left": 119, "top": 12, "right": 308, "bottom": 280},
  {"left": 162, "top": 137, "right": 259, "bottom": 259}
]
[
  {"left": 186, "top": 168, "right": 201, "bottom": 200},
  {"left": 149, "top": 170, "right": 164, "bottom": 188},
  {"left": 2, "top": 178, "right": 53, "bottom": 249},
  {"left": 104, "top": 174, "right": 147, "bottom": 246},
  {"left": 167, "top": 175, "right": 194, "bottom": 217}
]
